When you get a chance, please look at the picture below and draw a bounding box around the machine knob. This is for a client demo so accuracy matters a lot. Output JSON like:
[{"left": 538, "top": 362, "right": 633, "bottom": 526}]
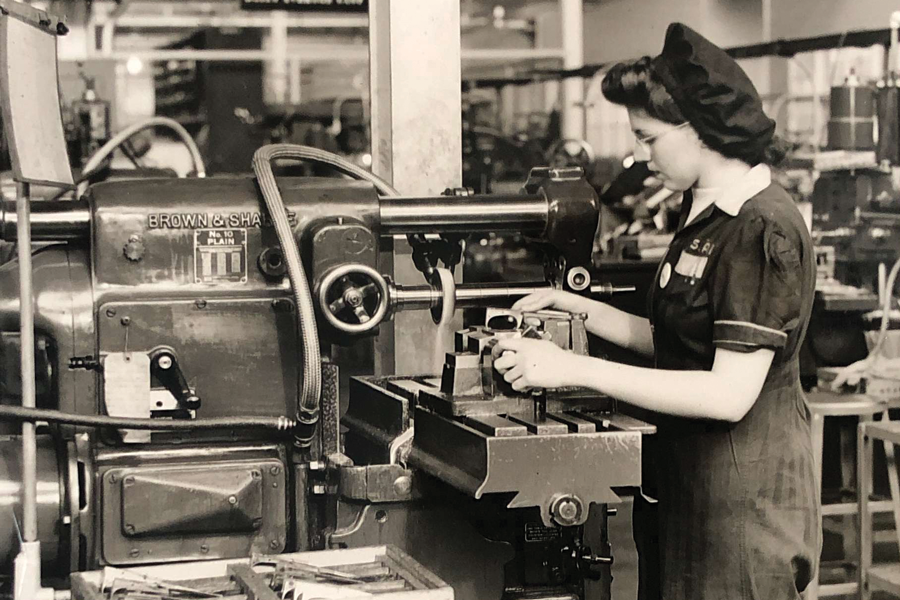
[
  {"left": 123, "top": 235, "right": 145, "bottom": 262},
  {"left": 318, "top": 264, "right": 390, "bottom": 334}
]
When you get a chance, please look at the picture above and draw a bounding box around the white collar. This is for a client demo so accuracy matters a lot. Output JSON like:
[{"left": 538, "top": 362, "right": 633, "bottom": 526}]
[{"left": 709, "top": 163, "right": 772, "bottom": 217}]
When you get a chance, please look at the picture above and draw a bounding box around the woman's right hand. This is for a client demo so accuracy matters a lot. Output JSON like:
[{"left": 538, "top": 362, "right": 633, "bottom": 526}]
[{"left": 511, "top": 289, "right": 589, "bottom": 314}]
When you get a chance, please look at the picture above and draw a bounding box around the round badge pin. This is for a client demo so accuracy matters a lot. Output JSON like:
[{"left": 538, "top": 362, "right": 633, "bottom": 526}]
[{"left": 659, "top": 263, "right": 672, "bottom": 288}]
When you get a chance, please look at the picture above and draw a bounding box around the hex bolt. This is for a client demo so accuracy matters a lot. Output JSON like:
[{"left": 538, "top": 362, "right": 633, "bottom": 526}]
[
  {"left": 106, "top": 308, "right": 117, "bottom": 318},
  {"left": 124, "top": 525, "right": 135, "bottom": 535},
  {"left": 195, "top": 299, "right": 207, "bottom": 309},
  {"left": 120, "top": 316, "right": 131, "bottom": 326},
  {"left": 108, "top": 473, "right": 118, "bottom": 484},
  {"left": 270, "top": 540, "right": 280, "bottom": 550},
  {"left": 129, "top": 548, "right": 139, "bottom": 558},
  {"left": 269, "top": 466, "right": 280, "bottom": 475},
  {"left": 309, "top": 460, "right": 326, "bottom": 471},
  {"left": 157, "top": 355, "right": 173, "bottom": 370},
  {"left": 228, "top": 495, "right": 238, "bottom": 505},
  {"left": 200, "top": 544, "right": 209, "bottom": 554},
  {"left": 123, "top": 476, "right": 135, "bottom": 486},
  {"left": 312, "top": 484, "right": 326, "bottom": 495}
]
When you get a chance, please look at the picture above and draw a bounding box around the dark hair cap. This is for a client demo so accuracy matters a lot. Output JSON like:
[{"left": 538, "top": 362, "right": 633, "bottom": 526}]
[{"left": 652, "top": 22, "right": 774, "bottom": 163}]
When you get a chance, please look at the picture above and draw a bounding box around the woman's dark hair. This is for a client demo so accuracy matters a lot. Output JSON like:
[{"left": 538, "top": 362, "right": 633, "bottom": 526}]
[
  {"left": 601, "top": 56, "right": 788, "bottom": 167},
  {"left": 601, "top": 57, "right": 685, "bottom": 125}
]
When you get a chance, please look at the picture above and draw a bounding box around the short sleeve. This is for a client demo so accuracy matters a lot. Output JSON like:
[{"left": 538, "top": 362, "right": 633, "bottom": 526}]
[{"left": 710, "top": 216, "right": 802, "bottom": 352}]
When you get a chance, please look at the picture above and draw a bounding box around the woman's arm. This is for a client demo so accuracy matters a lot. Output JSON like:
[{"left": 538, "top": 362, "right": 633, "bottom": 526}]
[
  {"left": 513, "top": 290, "right": 655, "bottom": 357},
  {"left": 493, "top": 338, "right": 774, "bottom": 423}
]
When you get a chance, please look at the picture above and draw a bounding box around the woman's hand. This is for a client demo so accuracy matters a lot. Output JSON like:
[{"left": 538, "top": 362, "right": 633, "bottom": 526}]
[
  {"left": 512, "top": 289, "right": 588, "bottom": 313},
  {"left": 492, "top": 337, "right": 578, "bottom": 392}
]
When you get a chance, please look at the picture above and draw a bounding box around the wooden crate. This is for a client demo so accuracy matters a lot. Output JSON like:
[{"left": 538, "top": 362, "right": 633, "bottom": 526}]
[{"left": 71, "top": 545, "right": 452, "bottom": 600}]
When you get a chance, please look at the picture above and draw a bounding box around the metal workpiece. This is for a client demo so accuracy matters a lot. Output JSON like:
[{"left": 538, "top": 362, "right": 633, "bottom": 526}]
[{"left": 378, "top": 193, "right": 549, "bottom": 235}]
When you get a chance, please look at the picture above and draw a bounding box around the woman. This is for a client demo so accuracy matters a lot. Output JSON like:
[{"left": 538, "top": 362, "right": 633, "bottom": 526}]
[{"left": 494, "top": 23, "right": 820, "bottom": 599}]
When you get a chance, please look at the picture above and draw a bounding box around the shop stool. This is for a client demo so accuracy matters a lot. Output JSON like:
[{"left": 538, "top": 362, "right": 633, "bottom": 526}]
[
  {"left": 806, "top": 391, "right": 889, "bottom": 600},
  {"left": 859, "top": 419, "right": 900, "bottom": 599}
]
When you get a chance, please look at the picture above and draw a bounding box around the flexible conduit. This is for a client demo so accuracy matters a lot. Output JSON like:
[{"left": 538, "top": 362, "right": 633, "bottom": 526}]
[
  {"left": 252, "top": 145, "right": 399, "bottom": 447},
  {"left": 77, "top": 116, "right": 207, "bottom": 197},
  {"left": 0, "top": 406, "right": 294, "bottom": 431}
]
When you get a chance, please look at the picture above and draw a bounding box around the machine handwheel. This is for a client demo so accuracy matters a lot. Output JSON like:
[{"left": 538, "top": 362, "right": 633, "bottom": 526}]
[{"left": 318, "top": 264, "right": 390, "bottom": 334}]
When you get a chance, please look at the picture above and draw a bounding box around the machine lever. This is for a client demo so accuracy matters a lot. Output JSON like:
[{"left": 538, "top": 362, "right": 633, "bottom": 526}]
[
  {"left": 150, "top": 351, "right": 200, "bottom": 410},
  {"left": 561, "top": 543, "right": 613, "bottom": 581}
]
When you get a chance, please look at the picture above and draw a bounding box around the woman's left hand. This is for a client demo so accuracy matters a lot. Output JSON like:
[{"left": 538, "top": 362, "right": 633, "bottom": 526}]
[{"left": 492, "top": 337, "right": 576, "bottom": 392}]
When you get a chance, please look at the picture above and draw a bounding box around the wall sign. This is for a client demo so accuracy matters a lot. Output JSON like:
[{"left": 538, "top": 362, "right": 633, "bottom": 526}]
[{"left": 240, "top": 0, "right": 367, "bottom": 12}]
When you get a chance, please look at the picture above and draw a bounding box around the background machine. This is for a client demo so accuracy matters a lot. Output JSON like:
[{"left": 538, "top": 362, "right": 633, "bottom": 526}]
[{"left": 0, "top": 4, "right": 647, "bottom": 600}]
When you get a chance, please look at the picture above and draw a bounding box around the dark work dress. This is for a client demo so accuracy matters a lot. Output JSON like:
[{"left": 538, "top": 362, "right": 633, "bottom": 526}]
[{"left": 644, "top": 168, "right": 820, "bottom": 599}]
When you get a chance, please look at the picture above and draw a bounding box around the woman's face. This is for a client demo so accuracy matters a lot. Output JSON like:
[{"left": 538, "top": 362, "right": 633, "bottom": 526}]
[{"left": 628, "top": 108, "right": 703, "bottom": 191}]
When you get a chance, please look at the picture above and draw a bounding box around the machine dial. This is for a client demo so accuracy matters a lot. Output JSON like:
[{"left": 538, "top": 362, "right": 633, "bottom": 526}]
[{"left": 318, "top": 264, "right": 389, "bottom": 334}]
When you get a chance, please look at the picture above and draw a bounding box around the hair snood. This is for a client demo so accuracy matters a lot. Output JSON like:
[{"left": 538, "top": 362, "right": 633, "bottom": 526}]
[{"left": 603, "top": 23, "right": 786, "bottom": 166}]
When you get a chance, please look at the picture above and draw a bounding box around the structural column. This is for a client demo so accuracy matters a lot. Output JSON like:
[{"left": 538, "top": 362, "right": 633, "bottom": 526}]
[
  {"left": 369, "top": 0, "right": 463, "bottom": 375},
  {"left": 560, "top": 0, "right": 585, "bottom": 141}
]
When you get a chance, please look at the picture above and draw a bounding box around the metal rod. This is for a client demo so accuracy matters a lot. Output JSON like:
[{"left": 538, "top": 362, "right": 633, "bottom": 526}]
[
  {"left": 0, "top": 199, "right": 89, "bottom": 241},
  {"left": 393, "top": 281, "right": 636, "bottom": 311},
  {"left": 16, "top": 182, "right": 37, "bottom": 543},
  {"left": 379, "top": 194, "right": 548, "bottom": 234},
  {"left": 0, "top": 193, "right": 548, "bottom": 240}
]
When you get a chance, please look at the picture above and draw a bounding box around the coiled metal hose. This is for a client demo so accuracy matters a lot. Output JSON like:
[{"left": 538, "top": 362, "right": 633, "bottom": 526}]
[{"left": 252, "top": 145, "right": 400, "bottom": 447}]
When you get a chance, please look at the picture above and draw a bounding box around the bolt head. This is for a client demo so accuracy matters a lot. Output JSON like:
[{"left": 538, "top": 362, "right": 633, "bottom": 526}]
[
  {"left": 195, "top": 299, "right": 207, "bottom": 309},
  {"left": 106, "top": 308, "right": 117, "bottom": 318},
  {"left": 270, "top": 539, "right": 280, "bottom": 550},
  {"left": 200, "top": 544, "right": 209, "bottom": 553},
  {"left": 558, "top": 500, "right": 578, "bottom": 521},
  {"left": 108, "top": 473, "right": 118, "bottom": 483},
  {"left": 124, "top": 525, "right": 135, "bottom": 535},
  {"left": 393, "top": 476, "right": 412, "bottom": 496},
  {"left": 129, "top": 548, "right": 140, "bottom": 558},
  {"left": 269, "top": 466, "right": 280, "bottom": 475},
  {"left": 123, "top": 475, "right": 135, "bottom": 486},
  {"left": 120, "top": 316, "right": 131, "bottom": 326},
  {"left": 228, "top": 495, "right": 238, "bottom": 505},
  {"left": 345, "top": 290, "right": 364, "bottom": 307},
  {"left": 157, "top": 355, "right": 173, "bottom": 370}
]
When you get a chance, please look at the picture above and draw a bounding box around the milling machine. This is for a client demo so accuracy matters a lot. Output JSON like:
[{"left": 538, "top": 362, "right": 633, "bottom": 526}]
[{"left": 0, "top": 3, "right": 652, "bottom": 600}]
